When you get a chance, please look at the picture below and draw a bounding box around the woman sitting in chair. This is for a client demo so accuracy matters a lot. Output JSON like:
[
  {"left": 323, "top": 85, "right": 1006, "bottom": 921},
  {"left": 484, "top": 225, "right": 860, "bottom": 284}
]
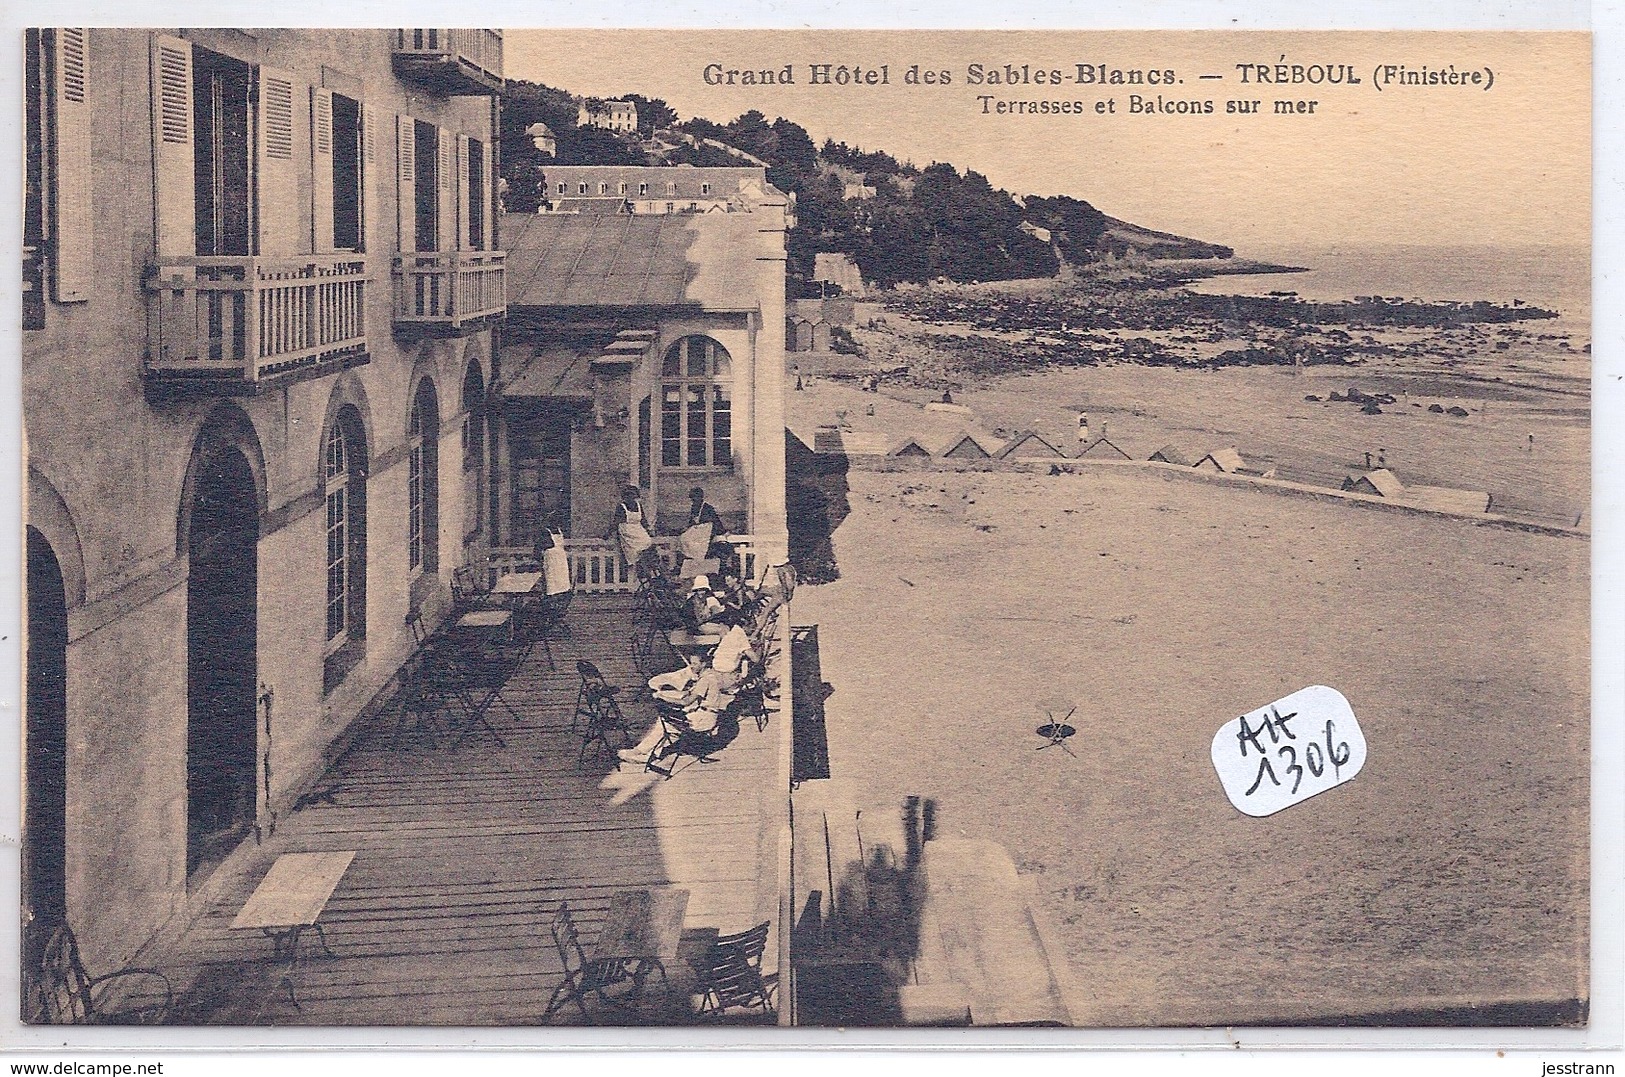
[{"left": 618, "top": 650, "right": 729, "bottom": 768}]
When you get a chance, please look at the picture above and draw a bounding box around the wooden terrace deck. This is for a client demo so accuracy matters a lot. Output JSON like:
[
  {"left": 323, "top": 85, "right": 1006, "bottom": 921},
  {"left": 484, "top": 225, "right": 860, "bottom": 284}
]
[{"left": 155, "top": 596, "right": 788, "bottom": 1025}]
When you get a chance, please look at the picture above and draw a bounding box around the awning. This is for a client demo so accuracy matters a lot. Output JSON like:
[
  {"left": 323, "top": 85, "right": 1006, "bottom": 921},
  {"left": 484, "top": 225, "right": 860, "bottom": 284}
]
[{"left": 500, "top": 344, "right": 597, "bottom": 400}]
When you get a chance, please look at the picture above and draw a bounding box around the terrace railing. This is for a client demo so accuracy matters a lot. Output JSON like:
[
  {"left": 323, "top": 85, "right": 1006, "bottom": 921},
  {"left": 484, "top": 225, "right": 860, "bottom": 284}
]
[
  {"left": 485, "top": 534, "right": 766, "bottom": 594},
  {"left": 146, "top": 254, "right": 368, "bottom": 391},
  {"left": 392, "top": 251, "right": 505, "bottom": 333},
  {"left": 393, "top": 29, "right": 503, "bottom": 94}
]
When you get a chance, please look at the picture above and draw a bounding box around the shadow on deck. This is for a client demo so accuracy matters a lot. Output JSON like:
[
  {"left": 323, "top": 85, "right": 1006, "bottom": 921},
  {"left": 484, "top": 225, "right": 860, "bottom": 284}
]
[{"left": 160, "top": 596, "right": 783, "bottom": 1026}]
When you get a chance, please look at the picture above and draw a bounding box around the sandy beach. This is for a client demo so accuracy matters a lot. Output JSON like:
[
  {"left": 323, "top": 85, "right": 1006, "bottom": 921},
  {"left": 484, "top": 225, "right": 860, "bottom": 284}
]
[{"left": 790, "top": 462, "right": 1589, "bottom": 1025}]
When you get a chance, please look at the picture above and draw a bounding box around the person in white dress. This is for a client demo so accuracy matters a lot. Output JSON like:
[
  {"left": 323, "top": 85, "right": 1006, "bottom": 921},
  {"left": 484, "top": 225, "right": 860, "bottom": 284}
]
[{"left": 610, "top": 485, "right": 653, "bottom": 569}]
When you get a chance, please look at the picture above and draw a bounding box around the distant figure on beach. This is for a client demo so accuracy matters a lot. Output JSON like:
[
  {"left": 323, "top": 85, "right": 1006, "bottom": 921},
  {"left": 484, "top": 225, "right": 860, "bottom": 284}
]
[
  {"left": 941, "top": 389, "right": 954, "bottom": 404},
  {"left": 1077, "top": 412, "right": 1090, "bottom": 447},
  {"left": 1528, "top": 433, "right": 1535, "bottom": 452},
  {"left": 1364, "top": 451, "right": 1373, "bottom": 469}
]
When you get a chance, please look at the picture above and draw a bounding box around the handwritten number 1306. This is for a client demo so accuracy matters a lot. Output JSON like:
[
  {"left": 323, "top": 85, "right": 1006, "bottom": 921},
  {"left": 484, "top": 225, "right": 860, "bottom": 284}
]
[{"left": 1246, "top": 720, "right": 1351, "bottom": 796}]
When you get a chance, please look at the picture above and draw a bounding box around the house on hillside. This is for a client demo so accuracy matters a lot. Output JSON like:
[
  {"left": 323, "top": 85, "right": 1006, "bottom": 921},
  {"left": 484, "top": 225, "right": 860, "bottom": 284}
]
[
  {"left": 576, "top": 96, "right": 637, "bottom": 132},
  {"left": 525, "top": 121, "right": 557, "bottom": 156},
  {"left": 1195, "top": 448, "right": 1245, "bottom": 474},
  {"left": 786, "top": 296, "right": 856, "bottom": 353},
  {"left": 542, "top": 164, "right": 765, "bottom": 216},
  {"left": 21, "top": 26, "right": 506, "bottom": 976},
  {"left": 812, "top": 252, "right": 865, "bottom": 296},
  {"left": 995, "top": 431, "right": 1067, "bottom": 460},
  {"left": 1018, "top": 221, "right": 1053, "bottom": 244},
  {"left": 1150, "top": 444, "right": 1201, "bottom": 466},
  {"left": 498, "top": 175, "right": 791, "bottom": 551},
  {"left": 1077, "top": 437, "right": 1132, "bottom": 460}
]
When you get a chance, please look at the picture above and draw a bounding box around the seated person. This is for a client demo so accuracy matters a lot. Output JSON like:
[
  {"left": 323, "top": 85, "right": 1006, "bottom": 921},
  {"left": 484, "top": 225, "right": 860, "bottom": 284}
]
[
  {"left": 708, "top": 608, "right": 759, "bottom": 691},
  {"left": 685, "top": 575, "right": 727, "bottom": 636},
  {"left": 618, "top": 652, "right": 731, "bottom": 767},
  {"left": 679, "top": 486, "right": 725, "bottom": 560}
]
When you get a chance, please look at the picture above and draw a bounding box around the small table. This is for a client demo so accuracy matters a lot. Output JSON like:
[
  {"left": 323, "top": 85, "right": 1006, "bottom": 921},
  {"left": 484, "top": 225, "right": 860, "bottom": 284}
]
[
  {"left": 453, "top": 608, "right": 514, "bottom": 647},
  {"left": 667, "top": 629, "right": 722, "bottom": 654},
  {"left": 231, "top": 851, "right": 355, "bottom": 1006},
  {"left": 592, "top": 887, "right": 690, "bottom": 997},
  {"left": 490, "top": 571, "right": 543, "bottom": 598}
]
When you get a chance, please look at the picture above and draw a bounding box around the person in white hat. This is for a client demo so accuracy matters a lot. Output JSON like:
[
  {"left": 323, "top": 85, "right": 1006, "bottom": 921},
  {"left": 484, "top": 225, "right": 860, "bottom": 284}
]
[{"left": 686, "top": 574, "right": 726, "bottom": 636}]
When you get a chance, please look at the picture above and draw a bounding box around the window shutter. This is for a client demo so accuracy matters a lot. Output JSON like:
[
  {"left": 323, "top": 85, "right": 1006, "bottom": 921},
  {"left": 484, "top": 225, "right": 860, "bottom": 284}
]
[
  {"left": 481, "top": 140, "right": 495, "bottom": 253},
  {"left": 396, "top": 114, "right": 416, "bottom": 253},
  {"left": 148, "top": 33, "right": 194, "bottom": 259},
  {"left": 437, "top": 126, "right": 453, "bottom": 252},
  {"left": 256, "top": 66, "right": 299, "bottom": 256},
  {"left": 310, "top": 87, "right": 334, "bottom": 253},
  {"left": 360, "top": 101, "right": 374, "bottom": 251},
  {"left": 455, "top": 134, "right": 470, "bottom": 251},
  {"left": 50, "top": 28, "right": 94, "bottom": 302}
]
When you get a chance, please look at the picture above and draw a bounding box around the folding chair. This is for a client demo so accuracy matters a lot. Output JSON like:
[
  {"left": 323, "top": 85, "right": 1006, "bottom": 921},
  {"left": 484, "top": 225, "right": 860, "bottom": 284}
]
[
  {"left": 524, "top": 590, "right": 573, "bottom": 672},
  {"left": 644, "top": 702, "right": 720, "bottom": 778},
  {"left": 24, "top": 921, "right": 173, "bottom": 1025},
  {"left": 693, "top": 921, "right": 776, "bottom": 1018},
  {"left": 441, "top": 632, "right": 526, "bottom": 748},
  {"left": 573, "top": 661, "right": 630, "bottom": 766},
  {"left": 450, "top": 564, "right": 497, "bottom": 615},
  {"left": 543, "top": 902, "right": 642, "bottom": 1020},
  {"left": 391, "top": 648, "right": 452, "bottom": 748}
]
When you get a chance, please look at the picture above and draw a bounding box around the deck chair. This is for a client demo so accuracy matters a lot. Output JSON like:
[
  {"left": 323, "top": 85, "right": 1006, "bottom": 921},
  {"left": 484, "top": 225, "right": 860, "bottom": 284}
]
[
  {"left": 23, "top": 921, "right": 173, "bottom": 1025},
  {"left": 693, "top": 921, "right": 776, "bottom": 1018},
  {"left": 543, "top": 902, "right": 642, "bottom": 1020},
  {"left": 644, "top": 702, "right": 721, "bottom": 778},
  {"left": 574, "top": 661, "right": 630, "bottom": 766},
  {"left": 390, "top": 648, "right": 452, "bottom": 748}
]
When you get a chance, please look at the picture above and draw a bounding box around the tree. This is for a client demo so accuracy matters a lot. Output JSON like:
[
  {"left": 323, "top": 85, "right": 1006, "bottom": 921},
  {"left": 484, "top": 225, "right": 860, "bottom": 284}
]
[{"left": 622, "top": 94, "right": 677, "bottom": 135}]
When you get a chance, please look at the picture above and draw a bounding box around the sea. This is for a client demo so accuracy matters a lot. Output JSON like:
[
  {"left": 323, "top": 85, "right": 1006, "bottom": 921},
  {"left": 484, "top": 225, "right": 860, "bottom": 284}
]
[{"left": 1182, "top": 243, "right": 1592, "bottom": 342}]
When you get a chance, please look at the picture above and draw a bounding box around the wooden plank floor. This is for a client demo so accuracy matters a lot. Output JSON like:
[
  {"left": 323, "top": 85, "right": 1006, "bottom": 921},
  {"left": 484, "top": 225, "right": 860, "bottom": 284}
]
[{"left": 162, "top": 597, "right": 784, "bottom": 1026}]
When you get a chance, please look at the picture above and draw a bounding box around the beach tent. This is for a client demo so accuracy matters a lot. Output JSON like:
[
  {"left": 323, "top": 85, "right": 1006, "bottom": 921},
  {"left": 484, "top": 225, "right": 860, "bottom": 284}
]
[
  {"left": 1343, "top": 468, "right": 1405, "bottom": 497},
  {"left": 1195, "top": 448, "right": 1245, "bottom": 474},
  {"left": 938, "top": 431, "right": 1004, "bottom": 460},
  {"left": 995, "top": 431, "right": 1068, "bottom": 460},
  {"left": 1077, "top": 437, "right": 1132, "bottom": 460},
  {"left": 1149, "top": 444, "right": 1201, "bottom": 466},
  {"left": 890, "top": 436, "right": 935, "bottom": 458}
]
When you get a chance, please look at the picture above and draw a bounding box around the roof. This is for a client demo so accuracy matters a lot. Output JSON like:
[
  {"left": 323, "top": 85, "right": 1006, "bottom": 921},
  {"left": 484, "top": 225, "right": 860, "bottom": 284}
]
[
  {"left": 995, "top": 431, "right": 1067, "bottom": 459},
  {"left": 525, "top": 122, "right": 554, "bottom": 137},
  {"left": 500, "top": 343, "right": 597, "bottom": 400},
  {"left": 1077, "top": 437, "right": 1131, "bottom": 460},
  {"left": 549, "top": 198, "right": 628, "bottom": 216},
  {"left": 1196, "top": 447, "right": 1245, "bottom": 473},
  {"left": 501, "top": 212, "right": 764, "bottom": 311},
  {"left": 1347, "top": 468, "right": 1406, "bottom": 497},
  {"left": 890, "top": 436, "right": 934, "bottom": 457},
  {"left": 939, "top": 431, "right": 1004, "bottom": 458},
  {"left": 1150, "top": 444, "right": 1200, "bottom": 466}
]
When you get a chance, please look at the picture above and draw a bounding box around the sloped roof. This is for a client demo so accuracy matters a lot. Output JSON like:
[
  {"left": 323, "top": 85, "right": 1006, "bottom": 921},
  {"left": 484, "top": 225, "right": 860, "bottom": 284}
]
[
  {"left": 995, "top": 431, "right": 1067, "bottom": 459},
  {"left": 500, "top": 343, "right": 596, "bottom": 400},
  {"left": 549, "top": 198, "right": 629, "bottom": 215},
  {"left": 502, "top": 212, "right": 762, "bottom": 312},
  {"left": 1150, "top": 444, "right": 1200, "bottom": 466},
  {"left": 1196, "top": 447, "right": 1246, "bottom": 473},
  {"left": 1078, "top": 437, "right": 1131, "bottom": 460},
  {"left": 890, "top": 436, "right": 935, "bottom": 457},
  {"left": 939, "top": 431, "right": 1004, "bottom": 458},
  {"left": 1348, "top": 468, "right": 1405, "bottom": 497}
]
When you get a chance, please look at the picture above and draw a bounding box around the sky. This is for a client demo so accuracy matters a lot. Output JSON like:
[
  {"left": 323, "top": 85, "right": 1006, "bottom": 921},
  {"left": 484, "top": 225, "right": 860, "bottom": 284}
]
[{"left": 505, "top": 29, "right": 1590, "bottom": 254}]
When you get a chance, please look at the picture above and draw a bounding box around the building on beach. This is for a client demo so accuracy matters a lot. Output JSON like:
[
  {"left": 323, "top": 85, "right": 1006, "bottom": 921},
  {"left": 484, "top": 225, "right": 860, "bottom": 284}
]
[
  {"left": 20, "top": 28, "right": 790, "bottom": 1005},
  {"left": 1194, "top": 447, "right": 1246, "bottom": 474},
  {"left": 995, "top": 431, "right": 1067, "bottom": 460}
]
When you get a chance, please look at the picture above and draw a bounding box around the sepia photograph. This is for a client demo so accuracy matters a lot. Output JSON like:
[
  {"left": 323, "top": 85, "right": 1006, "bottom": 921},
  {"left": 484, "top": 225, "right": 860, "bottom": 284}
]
[{"left": 12, "top": 21, "right": 1599, "bottom": 1038}]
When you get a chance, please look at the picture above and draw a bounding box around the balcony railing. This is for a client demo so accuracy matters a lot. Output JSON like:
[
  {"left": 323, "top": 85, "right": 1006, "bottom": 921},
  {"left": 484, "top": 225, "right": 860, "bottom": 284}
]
[
  {"left": 392, "top": 250, "right": 505, "bottom": 334},
  {"left": 486, "top": 535, "right": 765, "bottom": 594},
  {"left": 145, "top": 254, "right": 368, "bottom": 393},
  {"left": 393, "top": 29, "right": 503, "bottom": 95}
]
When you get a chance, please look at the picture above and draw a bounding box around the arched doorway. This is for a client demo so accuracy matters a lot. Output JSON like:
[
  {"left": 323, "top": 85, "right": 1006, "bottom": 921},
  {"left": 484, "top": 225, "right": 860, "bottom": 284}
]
[
  {"left": 185, "top": 442, "right": 259, "bottom": 880},
  {"left": 461, "top": 360, "right": 487, "bottom": 550},
  {"left": 25, "top": 527, "right": 68, "bottom": 934}
]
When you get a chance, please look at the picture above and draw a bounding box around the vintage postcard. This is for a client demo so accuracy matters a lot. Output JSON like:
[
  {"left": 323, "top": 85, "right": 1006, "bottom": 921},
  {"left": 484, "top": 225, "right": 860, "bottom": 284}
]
[{"left": 13, "top": 25, "right": 1596, "bottom": 1040}]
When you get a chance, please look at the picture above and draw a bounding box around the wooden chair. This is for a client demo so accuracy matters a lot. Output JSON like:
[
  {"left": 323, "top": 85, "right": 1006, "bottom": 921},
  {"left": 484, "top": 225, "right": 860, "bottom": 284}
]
[
  {"left": 693, "top": 921, "right": 776, "bottom": 1018},
  {"left": 543, "top": 902, "right": 640, "bottom": 1020},
  {"left": 23, "top": 921, "right": 173, "bottom": 1025},
  {"left": 450, "top": 564, "right": 496, "bottom": 615}
]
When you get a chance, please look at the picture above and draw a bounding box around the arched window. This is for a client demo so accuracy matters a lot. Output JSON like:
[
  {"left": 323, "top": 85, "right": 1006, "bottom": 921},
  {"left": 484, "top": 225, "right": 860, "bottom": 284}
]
[
  {"left": 660, "top": 336, "right": 732, "bottom": 468},
  {"left": 462, "top": 361, "right": 486, "bottom": 541},
  {"left": 407, "top": 379, "right": 439, "bottom": 574},
  {"left": 324, "top": 408, "right": 367, "bottom": 651}
]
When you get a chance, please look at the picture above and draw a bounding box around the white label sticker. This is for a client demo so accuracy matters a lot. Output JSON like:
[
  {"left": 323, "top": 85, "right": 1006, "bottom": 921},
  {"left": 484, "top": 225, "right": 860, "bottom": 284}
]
[{"left": 1211, "top": 685, "right": 1367, "bottom": 817}]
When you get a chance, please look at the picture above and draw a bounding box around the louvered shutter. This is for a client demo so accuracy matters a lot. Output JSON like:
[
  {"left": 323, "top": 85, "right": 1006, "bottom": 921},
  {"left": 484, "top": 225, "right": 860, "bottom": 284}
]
[
  {"left": 149, "top": 33, "right": 194, "bottom": 259},
  {"left": 455, "top": 134, "right": 470, "bottom": 251},
  {"left": 256, "top": 66, "right": 299, "bottom": 256},
  {"left": 481, "top": 140, "right": 494, "bottom": 252},
  {"left": 50, "top": 28, "right": 93, "bottom": 301},
  {"left": 310, "top": 87, "right": 334, "bottom": 253},
  {"left": 360, "top": 101, "right": 374, "bottom": 252},
  {"left": 396, "top": 114, "right": 416, "bottom": 253},
  {"left": 437, "top": 126, "right": 453, "bottom": 252}
]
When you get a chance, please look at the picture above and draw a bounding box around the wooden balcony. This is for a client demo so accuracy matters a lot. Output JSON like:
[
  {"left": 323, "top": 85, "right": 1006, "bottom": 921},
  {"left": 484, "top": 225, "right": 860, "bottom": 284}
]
[
  {"left": 392, "top": 29, "right": 503, "bottom": 96},
  {"left": 145, "top": 254, "right": 369, "bottom": 397},
  {"left": 392, "top": 251, "right": 506, "bottom": 337},
  {"left": 487, "top": 536, "right": 767, "bottom": 594}
]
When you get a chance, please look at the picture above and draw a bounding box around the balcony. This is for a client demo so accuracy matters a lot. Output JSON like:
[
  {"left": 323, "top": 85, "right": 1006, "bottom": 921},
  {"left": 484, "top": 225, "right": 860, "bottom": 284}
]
[
  {"left": 392, "top": 250, "right": 506, "bottom": 336},
  {"left": 392, "top": 29, "right": 504, "bottom": 96},
  {"left": 145, "top": 254, "right": 369, "bottom": 397}
]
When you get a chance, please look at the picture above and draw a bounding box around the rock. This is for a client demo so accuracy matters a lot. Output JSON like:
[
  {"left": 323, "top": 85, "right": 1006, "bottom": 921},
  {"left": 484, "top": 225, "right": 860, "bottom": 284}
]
[
  {"left": 1304, "top": 394, "right": 1321, "bottom": 402},
  {"left": 1361, "top": 401, "right": 1383, "bottom": 415},
  {"left": 1329, "top": 391, "right": 1346, "bottom": 402},
  {"left": 1428, "top": 403, "right": 1445, "bottom": 413},
  {"left": 1447, "top": 406, "right": 1470, "bottom": 417}
]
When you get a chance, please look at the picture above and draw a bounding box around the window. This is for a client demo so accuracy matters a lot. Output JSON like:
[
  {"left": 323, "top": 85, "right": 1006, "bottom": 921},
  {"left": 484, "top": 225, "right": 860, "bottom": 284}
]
[
  {"left": 413, "top": 120, "right": 438, "bottom": 251},
  {"left": 462, "top": 362, "right": 486, "bottom": 541},
  {"left": 701, "top": 182, "right": 711, "bottom": 195},
  {"left": 578, "top": 182, "right": 586, "bottom": 195},
  {"left": 665, "top": 202, "right": 674, "bottom": 214},
  {"left": 557, "top": 182, "right": 566, "bottom": 195},
  {"left": 467, "top": 137, "right": 485, "bottom": 250},
  {"left": 660, "top": 336, "right": 732, "bottom": 469},
  {"left": 666, "top": 181, "right": 676, "bottom": 195},
  {"left": 598, "top": 182, "right": 608, "bottom": 194},
  {"left": 638, "top": 182, "right": 647, "bottom": 196},
  {"left": 407, "top": 379, "right": 439, "bottom": 575},
  {"left": 328, "top": 92, "right": 363, "bottom": 250},
  {"left": 324, "top": 410, "right": 367, "bottom": 654},
  {"left": 619, "top": 182, "right": 627, "bottom": 195},
  {"left": 193, "top": 48, "right": 253, "bottom": 257}
]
